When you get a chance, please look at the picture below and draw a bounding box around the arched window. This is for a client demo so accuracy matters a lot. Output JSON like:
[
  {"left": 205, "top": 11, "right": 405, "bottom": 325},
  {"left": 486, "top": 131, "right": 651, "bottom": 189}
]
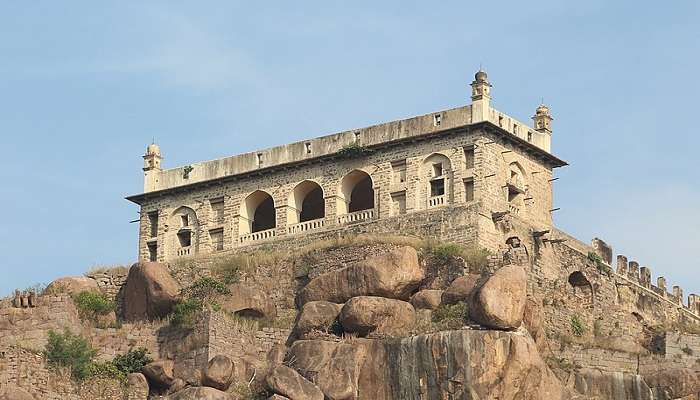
[
  {"left": 239, "top": 191, "right": 276, "bottom": 235},
  {"left": 507, "top": 162, "right": 527, "bottom": 208},
  {"left": 568, "top": 271, "right": 594, "bottom": 305},
  {"left": 288, "top": 180, "right": 325, "bottom": 225},
  {"left": 422, "top": 153, "right": 452, "bottom": 208},
  {"left": 337, "top": 170, "right": 374, "bottom": 215},
  {"left": 169, "top": 206, "right": 199, "bottom": 257}
]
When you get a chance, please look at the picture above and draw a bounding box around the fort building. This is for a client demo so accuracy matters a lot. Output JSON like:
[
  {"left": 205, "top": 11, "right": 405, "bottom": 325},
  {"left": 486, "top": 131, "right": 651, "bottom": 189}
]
[{"left": 126, "top": 69, "right": 566, "bottom": 263}]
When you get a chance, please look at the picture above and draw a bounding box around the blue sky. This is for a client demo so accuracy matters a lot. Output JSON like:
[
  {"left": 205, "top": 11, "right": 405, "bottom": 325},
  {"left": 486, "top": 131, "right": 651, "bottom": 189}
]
[{"left": 1, "top": 1, "right": 698, "bottom": 297}]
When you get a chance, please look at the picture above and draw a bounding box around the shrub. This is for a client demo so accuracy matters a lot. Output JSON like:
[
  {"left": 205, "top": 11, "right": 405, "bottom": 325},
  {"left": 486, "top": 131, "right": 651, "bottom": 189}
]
[
  {"left": 432, "top": 302, "right": 468, "bottom": 330},
  {"left": 213, "top": 256, "right": 243, "bottom": 284},
  {"left": 570, "top": 315, "right": 585, "bottom": 337},
  {"left": 181, "top": 277, "right": 230, "bottom": 302},
  {"left": 73, "top": 291, "right": 115, "bottom": 322},
  {"left": 45, "top": 330, "right": 97, "bottom": 381},
  {"left": 84, "top": 361, "right": 124, "bottom": 380},
  {"left": 587, "top": 252, "right": 611, "bottom": 276},
  {"left": 112, "top": 347, "right": 152, "bottom": 376},
  {"left": 424, "top": 241, "right": 491, "bottom": 272},
  {"left": 429, "top": 243, "right": 464, "bottom": 264},
  {"left": 170, "top": 299, "right": 203, "bottom": 328},
  {"left": 337, "top": 142, "right": 373, "bottom": 159}
]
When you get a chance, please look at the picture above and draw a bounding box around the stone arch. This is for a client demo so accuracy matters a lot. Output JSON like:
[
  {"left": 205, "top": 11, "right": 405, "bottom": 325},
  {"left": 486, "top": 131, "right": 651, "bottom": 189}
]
[
  {"left": 422, "top": 153, "right": 453, "bottom": 207},
  {"left": 337, "top": 170, "right": 375, "bottom": 215},
  {"left": 507, "top": 161, "right": 527, "bottom": 207},
  {"left": 568, "top": 271, "right": 594, "bottom": 305},
  {"left": 169, "top": 206, "right": 199, "bottom": 257},
  {"left": 239, "top": 190, "right": 276, "bottom": 235},
  {"left": 287, "top": 180, "right": 325, "bottom": 224}
]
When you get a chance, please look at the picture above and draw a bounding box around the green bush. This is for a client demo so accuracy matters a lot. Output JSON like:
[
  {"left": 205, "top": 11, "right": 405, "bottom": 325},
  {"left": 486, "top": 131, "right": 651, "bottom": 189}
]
[
  {"left": 432, "top": 302, "right": 469, "bottom": 330},
  {"left": 430, "top": 243, "right": 464, "bottom": 264},
  {"left": 181, "top": 276, "right": 231, "bottom": 302},
  {"left": 570, "top": 315, "right": 585, "bottom": 337},
  {"left": 45, "top": 330, "right": 97, "bottom": 381},
  {"left": 112, "top": 347, "right": 152, "bottom": 376},
  {"left": 72, "top": 291, "right": 116, "bottom": 322},
  {"left": 424, "top": 241, "right": 491, "bottom": 272},
  {"left": 337, "top": 142, "right": 373, "bottom": 159},
  {"left": 170, "top": 299, "right": 203, "bottom": 328},
  {"left": 213, "top": 256, "right": 243, "bottom": 285},
  {"left": 84, "top": 361, "right": 124, "bottom": 380},
  {"left": 587, "top": 252, "right": 611, "bottom": 276}
]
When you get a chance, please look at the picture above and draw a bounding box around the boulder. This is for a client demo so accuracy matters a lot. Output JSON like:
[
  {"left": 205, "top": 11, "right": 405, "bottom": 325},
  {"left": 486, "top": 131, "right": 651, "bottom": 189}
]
[
  {"left": 45, "top": 276, "right": 100, "bottom": 296},
  {"left": 293, "top": 301, "right": 343, "bottom": 338},
  {"left": 469, "top": 265, "right": 527, "bottom": 330},
  {"left": 221, "top": 284, "right": 276, "bottom": 319},
  {"left": 297, "top": 246, "right": 423, "bottom": 306},
  {"left": 165, "top": 387, "right": 235, "bottom": 400},
  {"left": 410, "top": 289, "right": 443, "bottom": 310},
  {"left": 267, "top": 395, "right": 290, "bottom": 400},
  {"left": 202, "top": 355, "right": 234, "bottom": 391},
  {"left": 142, "top": 360, "right": 176, "bottom": 388},
  {"left": 122, "top": 262, "right": 181, "bottom": 321},
  {"left": 0, "top": 386, "right": 35, "bottom": 400},
  {"left": 441, "top": 274, "right": 479, "bottom": 305},
  {"left": 167, "top": 379, "right": 186, "bottom": 395},
  {"left": 339, "top": 296, "right": 416, "bottom": 337},
  {"left": 289, "top": 329, "right": 568, "bottom": 400},
  {"left": 266, "top": 365, "right": 324, "bottom": 400},
  {"left": 126, "top": 373, "right": 149, "bottom": 400},
  {"left": 570, "top": 368, "right": 652, "bottom": 399},
  {"left": 643, "top": 368, "right": 700, "bottom": 399},
  {"left": 523, "top": 296, "right": 546, "bottom": 352}
]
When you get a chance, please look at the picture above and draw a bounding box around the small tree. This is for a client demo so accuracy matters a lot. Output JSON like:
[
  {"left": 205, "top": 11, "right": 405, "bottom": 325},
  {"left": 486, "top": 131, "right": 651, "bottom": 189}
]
[
  {"left": 72, "top": 291, "right": 115, "bottom": 322},
  {"left": 112, "top": 347, "right": 152, "bottom": 375},
  {"left": 45, "top": 330, "right": 97, "bottom": 381}
]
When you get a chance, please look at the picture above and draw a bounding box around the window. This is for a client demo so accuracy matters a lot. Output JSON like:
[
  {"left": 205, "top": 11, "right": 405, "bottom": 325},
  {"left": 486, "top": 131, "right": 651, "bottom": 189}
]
[
  {"left": 430, "top": 178, "right": 445, "bottom": 197},
  {"left": 257, "top": 153, "right": 264, "bottom": 166},
  {"left": 527, "top": 132, "right": 533, "bottom": 142},
  {"left": 464, "top": 178, "right": 474, "bottom": 202},
  {"left": 513, "top": 123, "right": 518, "bottom": 134},
  {"left": 498, "top": 115, "right": 504, "bottom": 127},
  {"left": 180, "top": 215, "right": 189, "bottom": 227},
  {"left": 463, "top": 146, "right": 475, "bottom": 169},
  {"left": 210, "top": 229, "right": 224, "bottom": 251},
  {"left": 391, "top": 192, "right": 406, "bottom": 215},
  {"left": 210, "top": 198, "right": 224, "bottom": 225},
  {"left": 305, "top": 142, "right": 312, "bottom": 154},
  {"left": 391, "top": 160, "right": 407, "bottom": 184},
  {"left": 147, "top": 242, "right": 157, "bottom": 262},
  {"left": 354, "top": 131, "right": 361, "bottom": 143},
  {"left": 148, "top": 212, "right": 158, "bottom": 238},
  {"left": 433, "top": 114, "right": 442, "bottom": 126},
  {"left": 177, "top": 231, "right": 191, "bottom": 248},
  {"left": 432, "top": 163, "right": 443, "bottom": 178}
]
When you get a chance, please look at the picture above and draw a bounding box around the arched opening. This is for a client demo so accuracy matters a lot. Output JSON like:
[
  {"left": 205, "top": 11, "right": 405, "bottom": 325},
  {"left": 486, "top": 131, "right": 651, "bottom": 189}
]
[
  {"left": 422, "top": 153, "right": 452, "bottom": 208},
  {"left": 507, "top": 162, "right": 527, "bottom": 208},
  {"left": 169, "top": 206, "right": 199, "bottom": 257},
  {"left": 568, "top": 271, "right": 594, "bottom": 305},
  {"left": 337, "top": 170, "right": 375, "bottom": 215},
  {"left": 239, "top": 191, "right": 276, "bottom": 235},
  {"left": 288, "top": 180, "right": 325, "bottom": 225}
]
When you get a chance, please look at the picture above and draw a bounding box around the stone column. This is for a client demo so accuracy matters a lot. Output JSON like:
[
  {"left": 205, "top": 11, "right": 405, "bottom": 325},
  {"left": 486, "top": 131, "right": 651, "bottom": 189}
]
[
  {"left": 616, "top": 255, "right": 628, "bottom": 275},
  {"left": 640, "top": 267, "right": 651, "bottom": 288},
  {"left": 628, "top": 261, "right": 640, "bottom": 282}
]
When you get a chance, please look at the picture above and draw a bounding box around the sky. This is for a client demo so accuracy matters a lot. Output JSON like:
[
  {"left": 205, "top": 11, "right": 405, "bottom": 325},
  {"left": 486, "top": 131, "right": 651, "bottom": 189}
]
[{"left": 0, "top": 1, "right": 698, "bottom": 297}]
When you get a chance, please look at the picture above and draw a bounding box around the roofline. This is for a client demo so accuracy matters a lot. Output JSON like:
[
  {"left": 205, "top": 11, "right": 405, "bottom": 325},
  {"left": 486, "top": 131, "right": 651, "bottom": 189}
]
[{"left": 125, "top": 120, "right": 567, "bottom": 206}]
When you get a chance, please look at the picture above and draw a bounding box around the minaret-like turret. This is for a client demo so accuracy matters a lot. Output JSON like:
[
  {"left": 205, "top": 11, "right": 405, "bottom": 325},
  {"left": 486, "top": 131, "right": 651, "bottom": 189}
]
[
  {"left": 143, "top": 142, "right": 162, "bottom": 192},
  {"left": 532, "top": 104, "right": 553, "bottom": 152},
  {"left": 470, "top": 68, "right": 492, "bottom": 123}
]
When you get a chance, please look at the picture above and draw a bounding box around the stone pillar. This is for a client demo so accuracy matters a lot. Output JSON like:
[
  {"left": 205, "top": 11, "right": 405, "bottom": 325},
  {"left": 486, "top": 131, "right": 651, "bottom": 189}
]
[
  {"left": 628, "top": 261, "right": 640, "bottom": 282},
  {"left": 673, "top": 286, "right": 684, "bottom": 306},
  {"left": 592, "top": 238, "right": 613, "bottom": 265},
  {"left": 639, "top": 267, "right": 651, "bottom": 288},
  {"left": 657, "top": 277, "right": 667, "bottom": 297},
  {"left": 616, "top": 255, "right": 628, "bottom": 275},
  {"left": 689, "top": 294, "right": 700, "bottom": 314}
]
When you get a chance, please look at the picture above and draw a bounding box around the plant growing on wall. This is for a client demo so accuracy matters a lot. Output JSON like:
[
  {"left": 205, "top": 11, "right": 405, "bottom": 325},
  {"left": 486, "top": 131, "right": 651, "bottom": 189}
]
[
  {"left": 183, "top": 165, "right": 194, "bottom": 179},
  {"left": 570, "top": 314, "right": 585, "bottom": 337},
  {"left": 337, "top": 142, "right": 373, "bottom": 159},
  {"left": 587, "top": 252, "right": 611, "bottom": 277},
  {"left": 72, "top": 291, "right": 116, "bottom": 324}
]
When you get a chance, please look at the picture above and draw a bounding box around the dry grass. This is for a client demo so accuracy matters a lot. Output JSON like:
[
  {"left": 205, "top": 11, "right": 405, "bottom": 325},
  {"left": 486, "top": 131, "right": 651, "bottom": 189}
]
[{"left": 84, "top": 265, "right": 130, "bottom": 277}]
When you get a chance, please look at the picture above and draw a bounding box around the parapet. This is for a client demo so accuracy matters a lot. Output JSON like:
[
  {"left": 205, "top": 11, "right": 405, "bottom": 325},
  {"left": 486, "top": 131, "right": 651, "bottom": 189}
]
[{"left": 592, "top": 238, "right": 613, "bottom": 265}]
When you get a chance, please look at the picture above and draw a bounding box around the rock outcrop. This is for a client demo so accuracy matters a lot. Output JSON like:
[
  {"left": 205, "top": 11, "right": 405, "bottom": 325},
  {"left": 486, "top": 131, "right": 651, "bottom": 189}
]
[
  {"left": 469, "top": 265, "right": 527, "bottom": 330},
  {"left": 122, "top": 262, "right": 181, "bottom": 321},
  {"left": 293, "top": 300, "right": 343, "bottom": 338},
  {"left": 297, "top": 246, "right": 423, "bottom": 306},
  {"left": 222, "top": 284, "right": 276, "bottom": 319},
  {"left": 339, "top": 296, "right": 416, "bottom": 337},
  {"left": 570, "top": 368, "right": 652, "bottom": 399},
  {"left": 289, "top": 329, "right": 568, "bottom": 400},
  {"left": 409, "top": 289, "right": 443, "bottom": 310},
  {"left": 126, "top": 373, "right": 149, "bottom": 400},
  {"left": 45, "top": 276, "right": 100, "bottom": 296},
  {"left": 642, "top": 367, "right": 700, "bottom": 399},
  {"left": 0, "top": 386, "right": 35, "bottom": 400},
  {"left": 164, "top": 387, "right": 235, "bottom": 400},
  {"left": 266, "top": 365, "right": 324, "bottom": 400},
  {"left": 441, "top": 274, "right": 479, "bottom": 305},
  {"left": 142, "top": 360, "right": 176, "bottom": 389},
  {"left": 202, "top": 355, "right": 235, "bottom": 391}
]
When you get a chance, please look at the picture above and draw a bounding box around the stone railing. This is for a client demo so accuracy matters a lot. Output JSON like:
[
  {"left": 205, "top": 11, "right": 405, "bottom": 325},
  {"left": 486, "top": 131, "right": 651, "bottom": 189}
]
[
  {"left": 177, "top": 247, "right": 192, "bottom": 257},
  {"left": 239, "top": 228, "right": 276, "bottom": 244},
  {"left": 428, "top": 195, "right": 446, "bottom": 208},
  {"left": 287, "top": 219, "right": 325, "bottom": 235},
  {"left": 336, "top": 209, "right": 375, "bottom": 225}
]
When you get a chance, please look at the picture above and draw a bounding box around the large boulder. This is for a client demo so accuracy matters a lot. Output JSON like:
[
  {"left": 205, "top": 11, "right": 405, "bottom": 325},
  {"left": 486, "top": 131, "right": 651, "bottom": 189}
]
[
  {"left": 0, "top": 386, "right": 35, "bottom": 400},
  {"left": 126, "top": 373, "right": 149, "bottom": 400},
  {"left": 409, "top": 289, "right": 443, "bottom": 310},
  {"left": 122, "top": 262, "right": 181, "bottom": 321},
  {"left": 642, "top": 367, "right": 700, "bottom": 399},
  {"left": 570, "top": 368, "right": 652, "bottom": 399},
  {"left": 165, "top": 387, "right": 235, "bottom": 400},
  {"left": 441, "top": 274, "right": 479, "bottom": 305},
  {"left": 202, "top": 355, "right": 234, "bottom": 391},
  {"left": 221, "top": 284, "right": 276, "bottom": 319},
  {"left": 297, "top": 246, "right": 423, "bottom": 306},
  {"left": 289, "top": 329, "right": 568, "bottom": 400},
  {"left": 469, "top": 265, "right": 527, "bottom": 330},
  {"left": 523, "top": 296, "right": 547, "bottom": 352},
  {"left": 142, "top": 360, "right": 176, "bottom": 388},
  {"left": 45, "top": 276, "right": 100, "bottom": 296},
  {"left": 339, "top": 296, "right": 416, "bottom": 337},
  {"left": 293, "top": 301, "right": 343, "bottom": 338},
  {"left": 266, "top": 365, "right": 324, "bottom": 400}
]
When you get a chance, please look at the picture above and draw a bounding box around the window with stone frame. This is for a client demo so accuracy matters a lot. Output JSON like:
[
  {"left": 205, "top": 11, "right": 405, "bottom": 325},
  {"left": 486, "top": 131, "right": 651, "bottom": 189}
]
[
  {"left": 391, "top": 160, "right": 407, "bottom": 184},
  {"left": 463, "top": 146, "right": 475, "bottom": 169},
  {"left": 148, "top": 211, "right": 158, "bottom": 238},
  {"left": 430, "top": 178, "right": 445, "bottom": 197},
  {"left": 147, "top": 242, "right": 157, "bottom": 262},
  {"left": 391, "top": 192, "right": 407, "bottom": 215},
  {"left": 209, "top": 228, "right": 224, "bottom": 251},
  {"left": 464, "top": 178, "right": 474, "bottom": 202},
  {"left": 210, "top": 198, "right": 225, "bottom": 225}
]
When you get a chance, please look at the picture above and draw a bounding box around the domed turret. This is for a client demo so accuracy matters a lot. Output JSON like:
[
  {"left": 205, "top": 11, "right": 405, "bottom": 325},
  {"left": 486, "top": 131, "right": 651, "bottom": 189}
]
[
  {"left": 146, "top": 143, "right": 161, "bottom": 156},
  {"left": 475, "top": 69, "right": 488, "bottom": 83},
  {"left": 470, "top": 68, "right": 492, "bottom": 123},
  {"left": 143, "top": 141, "right": 163, "bottom": 192},
  {"left": 532, "top": 103, "right": 553, "bottom": 134}
]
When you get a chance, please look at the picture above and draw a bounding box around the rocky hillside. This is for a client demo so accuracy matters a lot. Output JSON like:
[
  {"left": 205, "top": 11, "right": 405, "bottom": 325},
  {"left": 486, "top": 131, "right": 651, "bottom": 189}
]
[{"left": 1, "top": 236, "right": 700, "bottom": 399}]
